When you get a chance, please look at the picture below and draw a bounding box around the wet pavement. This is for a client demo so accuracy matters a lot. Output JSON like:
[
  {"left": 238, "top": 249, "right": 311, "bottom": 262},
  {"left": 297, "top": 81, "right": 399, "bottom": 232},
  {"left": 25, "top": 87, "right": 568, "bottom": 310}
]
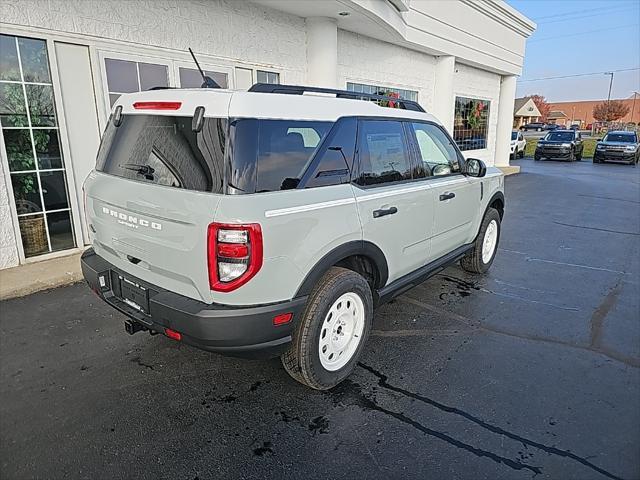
[{"left": 1, "top": 158, "right": 639, "bottom": 480}]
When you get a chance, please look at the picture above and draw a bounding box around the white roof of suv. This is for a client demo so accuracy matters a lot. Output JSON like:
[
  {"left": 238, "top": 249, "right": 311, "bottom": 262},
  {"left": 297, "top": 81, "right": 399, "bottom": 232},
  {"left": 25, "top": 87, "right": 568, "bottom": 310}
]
[{"left": 114, "top": 88, "right": 438, "bottom": 123}]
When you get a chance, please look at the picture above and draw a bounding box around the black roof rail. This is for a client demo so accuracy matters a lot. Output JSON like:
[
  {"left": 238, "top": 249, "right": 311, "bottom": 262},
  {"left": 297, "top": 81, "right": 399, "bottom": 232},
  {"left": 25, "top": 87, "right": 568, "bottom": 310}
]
[{"left": 248, "top": 83, "right": 425, "bottom": 112}]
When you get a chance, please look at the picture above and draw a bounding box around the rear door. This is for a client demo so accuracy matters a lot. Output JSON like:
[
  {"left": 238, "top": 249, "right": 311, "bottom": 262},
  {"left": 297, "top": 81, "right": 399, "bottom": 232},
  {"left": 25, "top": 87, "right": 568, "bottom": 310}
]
[
  {"left": 352, "top": 119, "right": 434, "bottom": 284},
  {"left": 406, "top": 121, "right": 478, "bottom": 261},
  {"left": 84, "top": 112, "right": 228, "bottom": 303}
]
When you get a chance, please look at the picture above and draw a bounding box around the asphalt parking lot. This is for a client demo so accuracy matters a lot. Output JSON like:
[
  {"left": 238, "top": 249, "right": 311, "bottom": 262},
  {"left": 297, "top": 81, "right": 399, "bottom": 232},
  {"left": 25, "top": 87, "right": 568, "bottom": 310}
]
[{"left": 1, "top": 158, "right": 639, "bottom": 480}]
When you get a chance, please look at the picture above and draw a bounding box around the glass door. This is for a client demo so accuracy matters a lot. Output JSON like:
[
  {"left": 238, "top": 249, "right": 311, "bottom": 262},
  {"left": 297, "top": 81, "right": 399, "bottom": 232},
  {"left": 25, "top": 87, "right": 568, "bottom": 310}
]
[{"left": 0, "top": 34, "right": 76, "bottom": 258}]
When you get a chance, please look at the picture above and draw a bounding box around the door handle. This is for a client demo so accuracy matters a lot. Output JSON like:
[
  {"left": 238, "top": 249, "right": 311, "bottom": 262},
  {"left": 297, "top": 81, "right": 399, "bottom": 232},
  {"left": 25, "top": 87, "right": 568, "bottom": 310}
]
[
  {"left": 373, "top": 207, "right": 398, "bottom": 218},
  {"left": 439, "top": 192, "right": 456, "bottom": 201}
]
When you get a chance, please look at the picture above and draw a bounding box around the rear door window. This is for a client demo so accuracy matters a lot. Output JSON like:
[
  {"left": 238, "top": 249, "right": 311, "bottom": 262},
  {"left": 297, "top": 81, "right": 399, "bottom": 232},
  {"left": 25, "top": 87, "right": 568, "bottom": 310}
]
[
  {"left": 302, "top": 117, "right": 357, "bottom": 189},
  {"left": 355, "top": 119, "right": 413, "bottom": 186},
  {"left": 96, "top": 114, "right": 227, "bottom": 193},
  {"left": 229, "top": 119, "right": 332, "bottom": 193}
]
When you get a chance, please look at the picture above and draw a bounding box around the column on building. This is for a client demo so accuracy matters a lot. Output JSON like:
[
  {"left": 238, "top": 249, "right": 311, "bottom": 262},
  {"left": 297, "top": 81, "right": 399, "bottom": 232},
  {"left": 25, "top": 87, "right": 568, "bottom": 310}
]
[
  {"left": 432, "top": 55, "right": 455, "bottom": 133},
  {"left": 305, "top": 17, "right": 338, "bottom": 88},
  {"left": 494, "top": 75, "right": 517, "bottom": 168}
]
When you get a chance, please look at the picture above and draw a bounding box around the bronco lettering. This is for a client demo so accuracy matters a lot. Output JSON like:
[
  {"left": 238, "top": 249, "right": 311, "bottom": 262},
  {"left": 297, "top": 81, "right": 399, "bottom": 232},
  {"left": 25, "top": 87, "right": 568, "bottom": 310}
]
[{"left": 101, "top": 206, "right": 162, "bottom": 230}]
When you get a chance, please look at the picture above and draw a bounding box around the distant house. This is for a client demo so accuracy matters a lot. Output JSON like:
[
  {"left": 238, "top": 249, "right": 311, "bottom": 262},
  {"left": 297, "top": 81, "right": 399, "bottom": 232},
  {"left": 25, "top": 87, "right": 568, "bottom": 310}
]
[
  {"left": 513, "top": 97, "right": 542, "bottom": 128},
  {"left": 547, "top": 110, "right": 569, "bottom": 126}
]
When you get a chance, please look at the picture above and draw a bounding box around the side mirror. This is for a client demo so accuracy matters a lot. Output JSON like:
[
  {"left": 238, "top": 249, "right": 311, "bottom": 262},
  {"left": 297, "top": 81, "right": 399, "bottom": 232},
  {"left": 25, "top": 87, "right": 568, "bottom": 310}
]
[{"left": 464, "top": 158, "right": 486, "bottom": 178}]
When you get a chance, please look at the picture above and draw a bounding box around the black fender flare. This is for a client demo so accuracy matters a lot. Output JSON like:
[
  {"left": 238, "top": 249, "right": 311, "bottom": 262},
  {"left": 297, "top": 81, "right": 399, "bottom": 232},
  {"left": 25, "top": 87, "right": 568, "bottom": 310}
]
[
  {"left": 486, "top": 191, "right": 505, "bottom": 218},
  {"left": 472, "top": 190, "right": 504, "bottom": 242},
  {"left": 294, "top": 240, "right": 389, "bottom": 297}
]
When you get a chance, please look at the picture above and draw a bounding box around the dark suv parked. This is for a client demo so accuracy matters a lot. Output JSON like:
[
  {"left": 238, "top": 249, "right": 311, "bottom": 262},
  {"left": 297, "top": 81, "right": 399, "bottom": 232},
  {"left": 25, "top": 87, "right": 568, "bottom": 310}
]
[
  {"left": 521, "top": 122, "right": 545, "bottom": 132},
  {"left": 594, "top": 131, "right": 639, "bottom": 165},
  {"left": 534, "top": 130, "right": 584, "bottom": 162}
]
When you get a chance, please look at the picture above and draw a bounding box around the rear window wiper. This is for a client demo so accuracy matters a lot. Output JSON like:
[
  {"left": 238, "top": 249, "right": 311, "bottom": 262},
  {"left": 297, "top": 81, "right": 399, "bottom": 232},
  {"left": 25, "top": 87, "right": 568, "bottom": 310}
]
[{"left": 119, "top": 163, "right": 155, "bottom": 180}]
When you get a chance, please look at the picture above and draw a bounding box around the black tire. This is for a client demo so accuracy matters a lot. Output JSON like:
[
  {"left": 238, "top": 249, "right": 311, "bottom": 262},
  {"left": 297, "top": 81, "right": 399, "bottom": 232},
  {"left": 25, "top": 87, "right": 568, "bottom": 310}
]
[
  {"left": 519, "top": 149, "right": 525, "bottom": 158},
  {"left": 576, "top": 151, "right": 582, "bottom": 161},
  {"left": 534, "top": 154, "right": 541, "bottom": 161},
  {"left": 568, "top": 148, "right": 576, "bottom": 162},
  {"left": 461, "top": 208, "right": 501, "bottom": 274},
  {"left": 281, "top": 267, "right": 373, "bottom": 390}
]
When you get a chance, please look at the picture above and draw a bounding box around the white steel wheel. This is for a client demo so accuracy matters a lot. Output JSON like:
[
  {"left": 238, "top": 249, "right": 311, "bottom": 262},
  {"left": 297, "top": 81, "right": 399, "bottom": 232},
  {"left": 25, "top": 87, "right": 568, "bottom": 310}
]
[
  {"left": 318, "top": 292, "right": 365, "bottom": 371},
  {"left": 482, "top": 219, "right": 498, "bottom": 264}
]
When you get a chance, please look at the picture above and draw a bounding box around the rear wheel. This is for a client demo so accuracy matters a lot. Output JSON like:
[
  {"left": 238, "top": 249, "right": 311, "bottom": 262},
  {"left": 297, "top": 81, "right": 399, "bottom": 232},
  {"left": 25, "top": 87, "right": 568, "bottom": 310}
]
[
  {"left": 281, "top": 267, "right": 373, "bottom": 390},
  {"left": 534, "top": 154, "right": 541, "bottom": 161},
  {"left": 461, "top": 208, "right": 501, "bottom": 274},
  {"left": 519, "top": 148, "right": 525, "bottom": 158}
]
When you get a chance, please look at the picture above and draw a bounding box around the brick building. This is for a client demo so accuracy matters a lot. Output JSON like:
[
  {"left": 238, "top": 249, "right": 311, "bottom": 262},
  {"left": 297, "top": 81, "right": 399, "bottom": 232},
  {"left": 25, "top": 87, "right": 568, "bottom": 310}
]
[{"left": 548, "top": 93, "right": 640, "bottom": 127}]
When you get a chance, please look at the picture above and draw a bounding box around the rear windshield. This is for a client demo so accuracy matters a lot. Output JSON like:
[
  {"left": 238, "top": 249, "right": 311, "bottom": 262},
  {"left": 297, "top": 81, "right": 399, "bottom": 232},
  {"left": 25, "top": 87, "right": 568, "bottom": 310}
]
[
  {"left": 604, "top": 133, "right": 636, "bottom": 143},
  {"left": 96, "top": 114, "right": 227, "bottom": 193},
  {"left": 545, "top": 132, "right": 573, "bottom": 142},
  {"left": 228, "top": 119, "right": 333, "bottom": 193}
]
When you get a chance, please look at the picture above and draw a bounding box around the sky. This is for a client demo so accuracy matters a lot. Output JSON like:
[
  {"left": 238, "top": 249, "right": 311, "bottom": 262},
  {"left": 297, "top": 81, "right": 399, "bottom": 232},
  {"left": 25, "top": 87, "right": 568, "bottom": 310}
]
[{"left": 507, "top": 0, "right": 640, "bottom": 102}]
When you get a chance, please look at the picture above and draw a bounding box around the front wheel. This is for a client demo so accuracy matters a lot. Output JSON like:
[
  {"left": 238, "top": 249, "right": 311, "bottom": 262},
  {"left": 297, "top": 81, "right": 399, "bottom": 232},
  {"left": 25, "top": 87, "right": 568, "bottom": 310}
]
[
  {"left": 281, "top": 267, "right": 373, "bottom": 390},
  {"left": 519, "top": 148, "right": 525, "bottom": 158},
  {"left": 461, "top": 208, "right": 501, "bottom": 274}
]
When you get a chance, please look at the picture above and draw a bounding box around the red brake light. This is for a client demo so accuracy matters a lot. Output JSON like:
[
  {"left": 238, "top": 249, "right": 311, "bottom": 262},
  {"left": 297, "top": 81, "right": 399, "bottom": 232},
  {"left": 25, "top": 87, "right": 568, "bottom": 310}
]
[
  {"left": 165, "top": 328, "right": 182, "bottom": 341},
  {"left": 133, "top": 101, "right": 182, "bottom": 110},
  {"left": 207, "top": 223, "right": 263, "bottom": 292},
  {"left": 273, "top": 313, "right": 293, "bottom": 326},
  {"left": 217, "top": 243, "right": 249, "bottom": 258}
]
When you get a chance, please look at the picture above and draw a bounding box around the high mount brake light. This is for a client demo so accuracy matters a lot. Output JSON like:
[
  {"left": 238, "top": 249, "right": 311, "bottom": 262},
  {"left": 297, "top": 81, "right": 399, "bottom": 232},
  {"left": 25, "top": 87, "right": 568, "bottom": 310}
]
[
  {"left": 207, "top": 223, "right": 263, "bottom": 292},
  {"left": 133, "top": 101, "right": 182, "bottom": 110}
]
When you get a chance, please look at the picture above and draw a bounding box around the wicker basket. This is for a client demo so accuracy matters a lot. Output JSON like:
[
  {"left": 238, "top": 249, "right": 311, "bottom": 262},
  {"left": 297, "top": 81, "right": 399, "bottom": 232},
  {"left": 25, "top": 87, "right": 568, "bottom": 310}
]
[{"left": 19, "top": 216, "right": 48, "bottom": 256}]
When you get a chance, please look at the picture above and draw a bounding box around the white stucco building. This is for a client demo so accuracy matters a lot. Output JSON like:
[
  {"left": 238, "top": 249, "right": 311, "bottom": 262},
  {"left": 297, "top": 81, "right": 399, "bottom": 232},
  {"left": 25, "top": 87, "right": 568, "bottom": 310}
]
[{"left": 0, "top": 0, "right": 535, "bottom": 269}]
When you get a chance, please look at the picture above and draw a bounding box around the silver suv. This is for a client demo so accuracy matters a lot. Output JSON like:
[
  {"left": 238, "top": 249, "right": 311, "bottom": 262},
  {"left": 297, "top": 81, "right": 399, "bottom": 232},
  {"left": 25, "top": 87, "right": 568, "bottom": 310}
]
[{"left": 81, "top": 84, "right": 505, "bottom": 389}]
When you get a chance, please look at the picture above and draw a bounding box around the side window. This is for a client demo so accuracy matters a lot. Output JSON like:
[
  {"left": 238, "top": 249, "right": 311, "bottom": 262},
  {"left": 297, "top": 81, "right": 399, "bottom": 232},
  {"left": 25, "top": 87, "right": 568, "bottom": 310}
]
[
  {"left": 255, "top": 120, "right": 332, "bottom": 192},
  {"left": 409, "top": 122, "right": 461, "bottom": 176},
  {"left": 356, "top": 120, "right": 412, "bottom": 187},
  {"left": 304, "top": 118, "right": 357, "bottom": 189}
]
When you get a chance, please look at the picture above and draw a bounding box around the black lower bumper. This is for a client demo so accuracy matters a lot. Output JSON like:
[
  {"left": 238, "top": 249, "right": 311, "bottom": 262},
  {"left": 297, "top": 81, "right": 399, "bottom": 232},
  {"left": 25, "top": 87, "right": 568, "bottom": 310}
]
[
  {"left": 81, "top": 249, "right": 307, "bottom": 358},
  {"left": 593, "top": 151, "right": 636, "bottom": 163},
  {"left": 535, "top": 148, "right": 572, "bottom": 160}
]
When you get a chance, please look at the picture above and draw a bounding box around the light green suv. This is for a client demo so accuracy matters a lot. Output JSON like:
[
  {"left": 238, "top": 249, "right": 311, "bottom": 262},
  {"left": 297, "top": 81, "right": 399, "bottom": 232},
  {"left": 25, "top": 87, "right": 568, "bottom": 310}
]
[{"left": 81, "top": 83, "right": 504, "bottom": 389}]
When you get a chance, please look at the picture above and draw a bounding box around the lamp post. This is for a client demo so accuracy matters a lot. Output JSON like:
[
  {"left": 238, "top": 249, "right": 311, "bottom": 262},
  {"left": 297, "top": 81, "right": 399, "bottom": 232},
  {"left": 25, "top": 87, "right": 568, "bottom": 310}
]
[
  {"left": 604, "top": 72, "right": 614, "bottom": 126},
  {"left": 631, "top": 91, "right": 638, "bottom": 129}
]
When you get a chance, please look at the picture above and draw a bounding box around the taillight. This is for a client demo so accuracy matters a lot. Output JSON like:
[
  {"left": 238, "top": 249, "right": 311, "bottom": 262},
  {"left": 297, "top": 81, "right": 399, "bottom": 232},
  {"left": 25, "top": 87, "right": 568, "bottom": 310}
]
[
  {"left": 133, "top": 101, "right": 182, "bottom": 110},
  {"left": 207, "top": 223, "right": 263, "bottom": 292}
]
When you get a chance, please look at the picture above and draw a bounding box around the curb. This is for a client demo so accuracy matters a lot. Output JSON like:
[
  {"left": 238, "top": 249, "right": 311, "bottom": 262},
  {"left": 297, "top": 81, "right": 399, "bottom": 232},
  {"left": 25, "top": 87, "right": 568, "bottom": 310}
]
[{"left": 0, "top": 251, "right": 84, "bottom": 301}]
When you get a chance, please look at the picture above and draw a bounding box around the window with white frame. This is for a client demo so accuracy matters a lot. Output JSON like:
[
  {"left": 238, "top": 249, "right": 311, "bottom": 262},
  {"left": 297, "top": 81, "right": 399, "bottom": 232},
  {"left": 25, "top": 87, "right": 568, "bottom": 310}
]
[
  {"left": 346, "top": 82, "right": 418, "bottom": 103},
  {"left": 256, "top": 70, "right": 280, "bottom": 84},
  {"left": 104, "top": 58, "right": 169, "bottom": 107},
  {"left": 453, "top": 96, "right": 491, "bottom": 151},
  {"left": 178, "top": 67, "right": 228, "bottom": 88},
  {"left": 0, "top": 34, "right": 76, "bottom": 257}
]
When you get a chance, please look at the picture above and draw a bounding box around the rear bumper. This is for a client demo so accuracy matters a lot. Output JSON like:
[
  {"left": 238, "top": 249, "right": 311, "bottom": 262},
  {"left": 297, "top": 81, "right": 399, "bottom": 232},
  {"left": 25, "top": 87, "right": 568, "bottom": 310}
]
[{"left": 81, "top": 249, "right": 307, "bottom": 358}]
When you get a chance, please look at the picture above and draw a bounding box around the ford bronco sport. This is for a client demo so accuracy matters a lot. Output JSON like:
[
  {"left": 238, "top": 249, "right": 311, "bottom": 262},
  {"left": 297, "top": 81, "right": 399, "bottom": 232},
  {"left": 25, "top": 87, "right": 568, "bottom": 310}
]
[{"left": 81, "top": 83, "right": 505, "bottom": 390}]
